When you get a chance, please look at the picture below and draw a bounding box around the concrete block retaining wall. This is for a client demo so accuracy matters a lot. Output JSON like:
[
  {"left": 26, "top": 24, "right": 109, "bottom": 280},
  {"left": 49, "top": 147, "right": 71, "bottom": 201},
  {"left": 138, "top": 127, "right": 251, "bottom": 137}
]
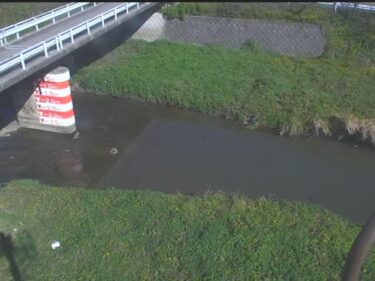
[{"left": 132, "top": 13, "right": 328, "bottom": 58}]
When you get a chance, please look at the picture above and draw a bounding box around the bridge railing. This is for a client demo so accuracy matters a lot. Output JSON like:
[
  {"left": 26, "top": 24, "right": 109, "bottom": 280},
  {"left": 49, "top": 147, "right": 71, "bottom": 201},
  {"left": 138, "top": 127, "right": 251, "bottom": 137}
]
[
  {"left": 317, "top": 2, "right": 375, "bottom": 12},
  {"left": 0, "top": 2, "right": 142, "bottom": 76},
  {"left": 0, "top": 2, "right": 94, "bottom": 46}
]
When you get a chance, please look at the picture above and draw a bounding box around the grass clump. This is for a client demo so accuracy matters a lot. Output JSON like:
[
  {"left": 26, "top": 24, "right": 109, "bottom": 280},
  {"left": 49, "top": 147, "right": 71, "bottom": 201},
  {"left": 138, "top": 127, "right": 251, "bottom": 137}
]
[
  {"left": 73, "top": 40, "right": 375, "bottom": 137},
  {"left": 0, "top": 179, "right": 375, "bottom": 280}
]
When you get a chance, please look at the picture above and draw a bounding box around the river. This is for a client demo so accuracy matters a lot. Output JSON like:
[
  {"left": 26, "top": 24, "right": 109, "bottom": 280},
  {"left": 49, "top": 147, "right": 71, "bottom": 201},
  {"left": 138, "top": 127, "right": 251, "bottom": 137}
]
[{"left": 1, "top": 92, "right": 375, "bottom": 223}]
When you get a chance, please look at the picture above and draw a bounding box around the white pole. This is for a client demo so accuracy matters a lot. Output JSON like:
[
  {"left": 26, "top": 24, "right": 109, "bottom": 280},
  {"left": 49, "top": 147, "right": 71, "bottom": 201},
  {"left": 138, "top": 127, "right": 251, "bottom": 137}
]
[
  {"left": 70, "top": 29, "right": 74, "bottom": 43},
  {"left": 101, "top": 14, "right": 104, "bottom": 27},
  {"left": 20, "top": 52, "right": 26, "bottom": 69},
  {"left": 87, "top": 22, "right": 91, "bottom": 35},
  {"left": 115, "top": 8, "right": 118, "bottom": 20},
  {"left": 59, "top": 34, "right": 63, "bottom": 49},
  {"left": 16, "top": 33, "right": 20, "bottom": 39},
  {"left": 36, "top": 24, "right": 39, "bottom": 31},
  {"left": 43, "top": 41, "right": 48, "bottom": 57},
  {"left": 53, "top": 17, "right": 56, "bottom": 24},
  {"left": 56, "top": 37, "right": 60, "bottom": 51}
]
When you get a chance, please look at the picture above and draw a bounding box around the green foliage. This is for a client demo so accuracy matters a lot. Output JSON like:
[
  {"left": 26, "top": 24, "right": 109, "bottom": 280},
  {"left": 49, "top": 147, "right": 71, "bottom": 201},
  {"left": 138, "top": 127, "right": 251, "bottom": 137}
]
[
  {"left": 0, "top": 179, "right": 374, "bottom": 280},
  {"left": 0, "top": 3, "right": 66, "bottom": 28},
  {"left": 73, "top": 40, "right": 375, "bottom": 133},
  {"left": 161, "top": 3, "right": 375, "bottom": 67}
]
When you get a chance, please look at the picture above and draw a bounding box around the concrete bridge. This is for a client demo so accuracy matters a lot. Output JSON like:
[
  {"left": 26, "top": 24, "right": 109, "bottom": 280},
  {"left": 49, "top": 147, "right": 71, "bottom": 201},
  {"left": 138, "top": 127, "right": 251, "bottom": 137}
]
[{"left": 0, "top": 2, "right": 162, "bottom": 93}]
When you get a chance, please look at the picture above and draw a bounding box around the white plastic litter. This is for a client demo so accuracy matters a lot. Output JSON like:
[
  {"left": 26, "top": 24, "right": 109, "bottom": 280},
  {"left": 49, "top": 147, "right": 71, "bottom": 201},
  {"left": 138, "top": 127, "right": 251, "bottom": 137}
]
[{"left": 51, "top": 240, "right": 61, "bottom": 249}]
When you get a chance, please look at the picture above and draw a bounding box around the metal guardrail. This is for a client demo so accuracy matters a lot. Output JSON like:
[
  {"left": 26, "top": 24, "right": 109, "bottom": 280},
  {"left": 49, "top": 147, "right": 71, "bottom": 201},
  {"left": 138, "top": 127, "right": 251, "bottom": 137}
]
[
  {"left": 0, "top": 2, "right": 142, "bottom": 76},
  {"left": 317, "top": 2, "right": 375, "bottom": 13},
  {"left": 341, "top": 213, "right": 375, "bottom": 281},
  {"left": 0, "top": 2, "right": 93, "bottom": 46}
]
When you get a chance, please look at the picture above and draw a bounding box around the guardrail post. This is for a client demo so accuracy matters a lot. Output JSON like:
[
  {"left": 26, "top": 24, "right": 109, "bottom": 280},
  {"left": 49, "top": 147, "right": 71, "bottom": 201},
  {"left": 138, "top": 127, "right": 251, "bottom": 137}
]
[
  {"left": 81, "top": 6, "right": 84, "bottom": 12},
  {"left": 68, "top": 11, "right": 70, "bottom": 17},
  {"left": 0, "top": 39, "right": 3, "bottom": 46},
  {"left": 20, "top": 52, "right": 26, "bottom": 70},
  {"left": 36, "top": 24, "right": 39, "bottom": 31},
  {"left": 137, "top": 3, "right": 140, "bottom": 8},
  {"left": 115, "top": 8, "right": 118, "bottom": 20},
  {"left": 87, "top": 22, "right": 91, "bottom": 35},
  {"left": 43, "top": 41, "right": 48, "bottom": 57},
  {"left": 56, "top": 37, "right": 60, "bottom": 51},
  {"left": 70, "top": 29, "right": 74, "bottom": 43},
  {"left": 16, "top": 32, "right": 20, "bottom": 39},
  {"left": 53, "top": 17, "right": 56, "bottom": 24},
  {"left": 94, "top": 2, "right": 97, "bottom": 7},
  {"left": 126, "top": 5, "right": 129, "bottom": 13},
  {"left": 59, "top": 34, "right": 63, "bottom": 49},
  {"left": 101, "top": 14, "right": 104, "bottom": 27}
]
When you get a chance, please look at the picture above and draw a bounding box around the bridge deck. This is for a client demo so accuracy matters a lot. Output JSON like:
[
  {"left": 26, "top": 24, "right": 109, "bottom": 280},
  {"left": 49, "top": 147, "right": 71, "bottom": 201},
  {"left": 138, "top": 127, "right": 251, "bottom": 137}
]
[{"left": 0, "top": 2, "right": 122, "bottom": 63}]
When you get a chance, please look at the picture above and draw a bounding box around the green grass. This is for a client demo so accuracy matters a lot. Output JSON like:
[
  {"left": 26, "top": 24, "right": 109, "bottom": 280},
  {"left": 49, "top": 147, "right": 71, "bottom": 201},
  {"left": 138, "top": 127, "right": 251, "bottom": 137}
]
[
  {"left": 73, "top": 40, "right": 375, "bottom": 136},
  {"left": 0, "top": 179, "right": 375, "bottom": 280},
  {"left": 161, "top": 3, "right": 375, "bottom": 67},
  {"left": 0, "top": 3, "right": 65, "bottom": 29}
]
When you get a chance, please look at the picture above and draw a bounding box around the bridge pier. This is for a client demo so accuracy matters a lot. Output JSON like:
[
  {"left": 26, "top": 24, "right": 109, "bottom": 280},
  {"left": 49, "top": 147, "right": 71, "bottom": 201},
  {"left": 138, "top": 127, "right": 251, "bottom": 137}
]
[{"left": 13, "top": 67, "right": 76, "bottom": 134}]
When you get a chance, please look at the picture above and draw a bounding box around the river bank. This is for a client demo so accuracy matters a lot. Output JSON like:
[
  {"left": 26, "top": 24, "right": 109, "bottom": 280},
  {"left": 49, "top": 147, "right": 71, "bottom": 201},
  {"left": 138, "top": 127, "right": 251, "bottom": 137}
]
[
  {"left": 0, "top": 180, "right": 375, "bottom": 280},
  {"left": 73, "top": 39, "right": 375, "bottom": 145}
]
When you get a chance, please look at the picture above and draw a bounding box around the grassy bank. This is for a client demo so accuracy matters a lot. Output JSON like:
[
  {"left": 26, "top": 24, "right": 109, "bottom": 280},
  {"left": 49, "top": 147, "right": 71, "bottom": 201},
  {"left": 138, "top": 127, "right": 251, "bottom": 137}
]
[
  {"left": 73, "top": 40, "right": 375, "bottom": 140},
  {"left": 161, "top": 3, "right": 375, "bottom": 67},
  {"left": 0, "top": 3, "right": 65, "bottom": 28},
  {"left": 0, "top": 180, "right": 374, "bottom": 280}
]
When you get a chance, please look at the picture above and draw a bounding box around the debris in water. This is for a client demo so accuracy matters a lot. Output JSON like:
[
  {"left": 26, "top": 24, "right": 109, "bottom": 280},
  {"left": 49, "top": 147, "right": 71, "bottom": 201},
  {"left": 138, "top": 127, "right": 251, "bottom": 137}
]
[
  {"left": 73, "top": 131, "right": 80, "bottom": 140},
  {"left": 110, "top": 147, "right": 119, "bottom": 155},
  {"left": 51, "top": 240, "right": 61, "bottom": 249}
]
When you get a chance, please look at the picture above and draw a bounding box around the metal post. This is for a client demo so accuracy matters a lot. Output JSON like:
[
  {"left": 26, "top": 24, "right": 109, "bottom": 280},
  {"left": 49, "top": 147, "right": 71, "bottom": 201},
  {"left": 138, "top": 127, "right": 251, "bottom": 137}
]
[
  {"left": 59, "top": 34, "right": 63, "bottom": 49},
  {"left": 87, "top": 22, "right": 91, "bottom": 35},
  {"left": 126, "top": 5, "right": 129, "bottom": 13},
  {"left": 70, "top": 29, "right": 74, "bottom": 43},
  {"left": 0, "top": 39, "right": 3, "bottom": 46},
  {"left": 342, "top": 213, "right": 375, "bottom": 281},
  {"left": 68, "top": 11, "right": 70, "bottom": 17},
  {"left": 81, "top": 6, "right": 84, "bottom": 12},
  {"left": 36, "top": 24, "right": 39, "bottom": 31},
  {"left": 16, "top": 33, "right": 20, "bottom": 39},
  {"left": 101, "top": 14, "right": 104, "bottom": 27},
  {"left": 115, "top": 8, "right": 118, "bottom": 20},
  {"left": 137, "top": 3, "right": 139, "bottom": 8},
  {"left": 56, "top": 37, "right": 60, "bottom": 51},
  {"left": 43, "top": 41, "right": 48, "bottom": 57},
  {"left": 94, "top": 2, "right": 97, "bottom": 7},
  {"left": 20, "top": 52, "right": 26, "bottom": 69},
  {"left": 53, "top": 17, "right": 56, "bottom": 24},
  {"left": 4, "top": 37, "right": 7, "bottom": 44}
]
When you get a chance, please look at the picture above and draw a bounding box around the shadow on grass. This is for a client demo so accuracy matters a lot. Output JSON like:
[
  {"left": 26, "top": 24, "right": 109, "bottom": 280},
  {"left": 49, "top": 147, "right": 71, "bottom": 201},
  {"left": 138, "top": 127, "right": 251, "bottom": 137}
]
[{"left": 0, "top": 231, "right": 37, "bottom": 281}]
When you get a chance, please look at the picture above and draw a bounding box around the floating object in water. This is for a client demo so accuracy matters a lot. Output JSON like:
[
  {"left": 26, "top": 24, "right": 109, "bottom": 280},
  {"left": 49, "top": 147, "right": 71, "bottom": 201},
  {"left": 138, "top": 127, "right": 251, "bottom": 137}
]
[
  {"left": 51, "top": 240, "right": 61, "bottom": 249},
  {"left": 110, "top": 147, "right": 119, "bottom": 155}
]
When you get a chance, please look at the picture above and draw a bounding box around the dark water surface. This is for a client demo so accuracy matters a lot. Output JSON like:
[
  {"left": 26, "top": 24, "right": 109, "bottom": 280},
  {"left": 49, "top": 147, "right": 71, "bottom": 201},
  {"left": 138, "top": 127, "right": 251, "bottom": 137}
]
[{"left": 1, "top": 92, "right": 375, "bottom": 223}]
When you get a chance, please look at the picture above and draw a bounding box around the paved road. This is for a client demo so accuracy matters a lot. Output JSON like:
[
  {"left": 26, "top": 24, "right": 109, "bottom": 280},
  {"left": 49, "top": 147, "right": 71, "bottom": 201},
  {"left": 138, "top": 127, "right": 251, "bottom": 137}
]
[{"left": 0, "top": 2, "right": 125, "bottom": 63}]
